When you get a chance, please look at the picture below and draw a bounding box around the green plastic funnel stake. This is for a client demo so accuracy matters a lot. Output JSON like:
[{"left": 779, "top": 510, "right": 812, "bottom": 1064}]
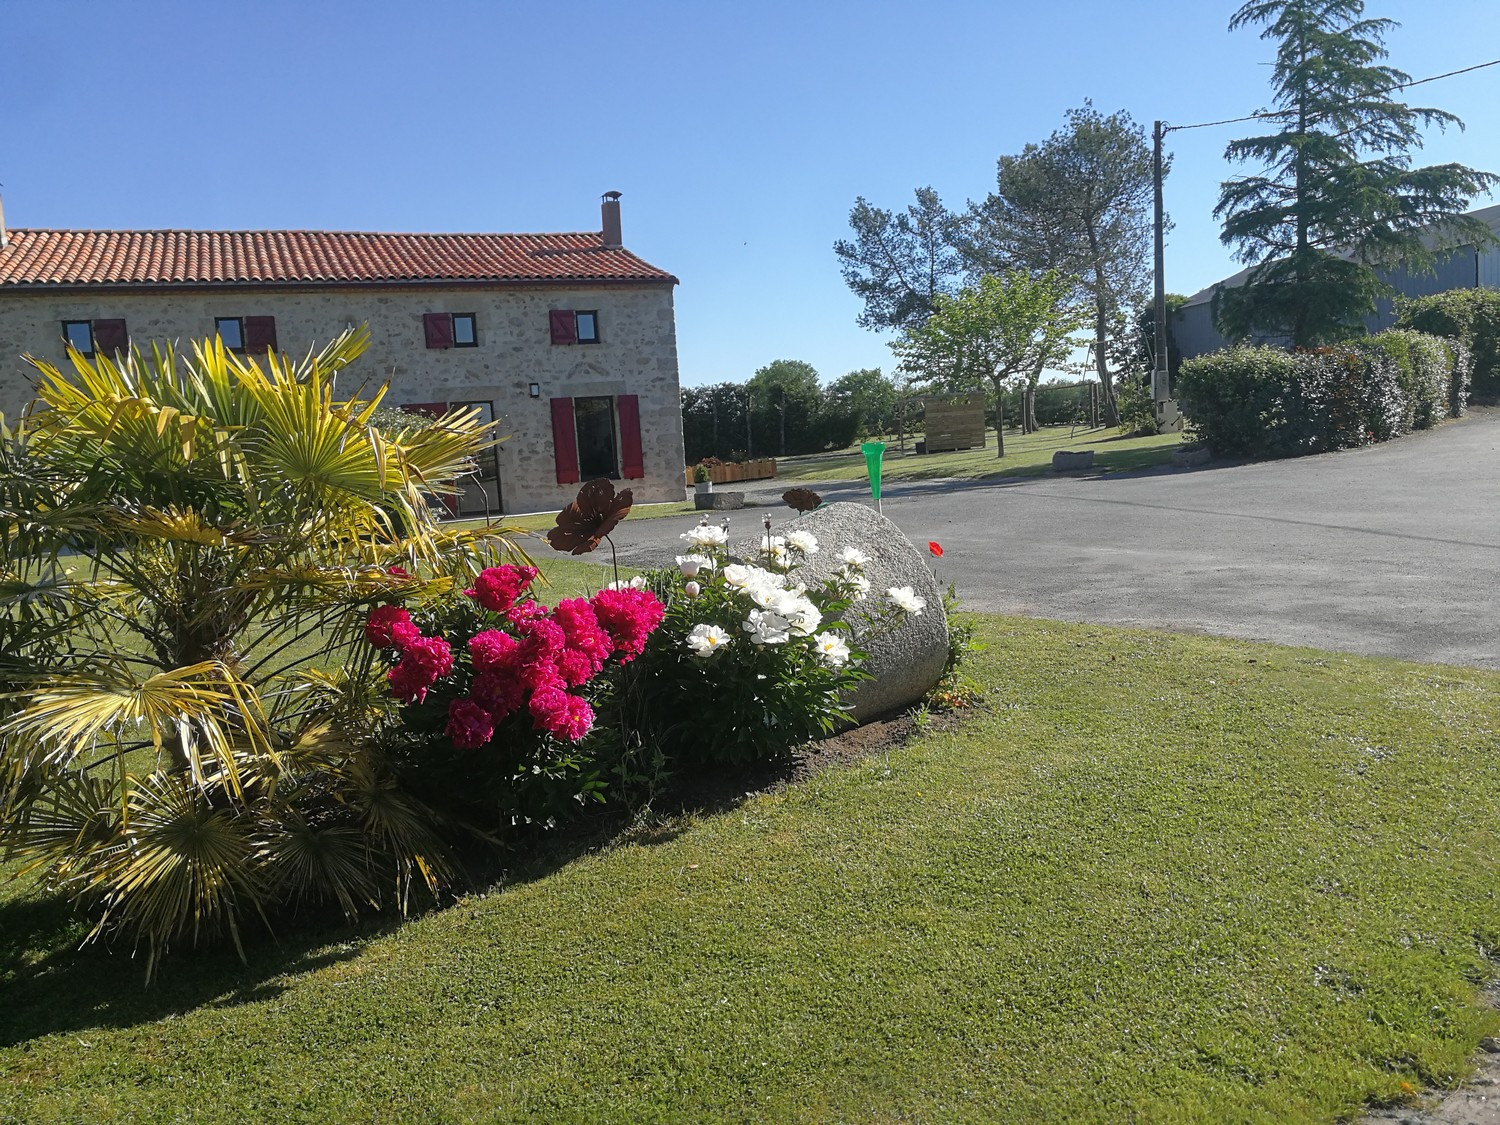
[{"left": 861, "top": 441, "right": 887, "bottom": 512}]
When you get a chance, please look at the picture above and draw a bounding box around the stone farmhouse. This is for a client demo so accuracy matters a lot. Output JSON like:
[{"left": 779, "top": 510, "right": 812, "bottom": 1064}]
[{"left": 0, "top": 192, "right": 686, "bottom": 516}]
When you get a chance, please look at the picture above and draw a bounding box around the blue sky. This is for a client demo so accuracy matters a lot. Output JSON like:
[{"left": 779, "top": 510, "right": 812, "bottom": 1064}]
[{"left": 3, "top": 0, "right": 1497, "bottom": 387}]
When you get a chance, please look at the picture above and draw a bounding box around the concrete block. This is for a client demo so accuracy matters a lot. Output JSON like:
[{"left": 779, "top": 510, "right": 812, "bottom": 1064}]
[
  {"left": 696, "top": 491, "right": 745, "bottom": 510},
  {"left": 1052, "top": 449, "right": 1095, "bottom": 472}
]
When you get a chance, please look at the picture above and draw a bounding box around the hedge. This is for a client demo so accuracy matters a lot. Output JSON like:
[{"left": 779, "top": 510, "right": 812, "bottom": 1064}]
[
  {"left": 1394, "top": 288, "right": 1500, "bottom": 402},
  {"left": 1176, "top": 330, "right": 1471, "bottom": 459}
]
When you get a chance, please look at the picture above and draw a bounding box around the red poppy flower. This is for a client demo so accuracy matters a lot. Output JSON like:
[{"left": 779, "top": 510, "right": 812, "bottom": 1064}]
[
  {"left": 547, "top": 479, "right": 634, "bottom": 555},
  {"left": 928, "top": 541, "right": 944, "bottom": 557}
]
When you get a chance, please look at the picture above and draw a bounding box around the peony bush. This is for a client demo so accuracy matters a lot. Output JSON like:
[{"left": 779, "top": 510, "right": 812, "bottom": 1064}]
[
  {"left": 601, "top": 519, "right": 923, "bottom": 768},
  {"left": 367, "top": 563, "right": 665, "bottom": 828}
]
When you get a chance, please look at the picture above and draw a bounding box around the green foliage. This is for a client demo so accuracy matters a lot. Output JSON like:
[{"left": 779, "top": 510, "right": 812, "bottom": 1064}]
[
  {"left": 1395, "top": 287, "right": 1500, "bottom": 402},
  {"left": 894, "top": 271, "right": 1085, "bottom": 436},
  {"left": 0, "top": 331, "right": 513, "bottom": 977},
  {"left": 1176, "top": 330, "right": 1467, "bottom": 458},
  {"left": 971, "top": 102, "right": 1162, "bottom": 423},
  {"left": 834, "top": 188, "right": 963, "bottom": 332},
  {"left": 1115, "top": 373, "right": 1159, "bottom": 436},
  {"left": 1215, "top": 0, "right": 1498, "bottom": 347},
  {"left": 825, "top": 367, "right": 900, "bottom": 440},
  {"left": 1354, "top": 329, "right": 1455, "bottom": 429}
]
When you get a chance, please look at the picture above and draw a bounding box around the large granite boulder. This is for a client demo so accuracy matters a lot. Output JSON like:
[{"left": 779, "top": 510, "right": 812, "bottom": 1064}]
[{"left": 733, "top": 502, "right": 949, "bottom": 721}]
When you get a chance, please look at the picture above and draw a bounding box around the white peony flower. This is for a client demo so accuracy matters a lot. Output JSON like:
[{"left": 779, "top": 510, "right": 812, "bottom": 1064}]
[
  {"left": 786, "top": 530, "right": 819, "bottom": 555},
  {"left": 685, "top": 623, "right": 731, "bottom": 656},
  {"left": 681, "top": 523, "right": 728, "bottom": 548},
  {"left": 840, "top": 546, "right": 869, "bottom": 567},
  {"left": 684, "top": 580, "right": 701, "bottom": 599},
  {"left": 813, "top": 631, "right": 851, "bottom": 667},
  {"left": 743, "top": 609, "right": 791, "bottom": 645},
  {"left": 725, "top": 563, "right": 783, "bottom": 590},
  {"left": 781, "top": 596, "right": 823, "bottom": 637},
  {"left": 748, "top": 583, "right": 784, "bottom": 609},
  {"left": 675, "top": 554, "right": 712, "bottom": 578},
  {"left": 606, "top": 576, "right": 648, "bottom": 591},
  {"left": 886, "top": 586, "right": 926, "bottom": 614}
]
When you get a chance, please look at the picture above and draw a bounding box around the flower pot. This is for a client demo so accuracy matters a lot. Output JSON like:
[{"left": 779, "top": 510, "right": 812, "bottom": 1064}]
[{"left": 694, "top": 481, "right": 714, "bottom": 495}]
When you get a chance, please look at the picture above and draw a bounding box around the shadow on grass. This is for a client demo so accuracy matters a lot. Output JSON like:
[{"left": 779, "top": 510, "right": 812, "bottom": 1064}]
[{"left": 0, "top": 754, "right": 818, "bottom": 1050}]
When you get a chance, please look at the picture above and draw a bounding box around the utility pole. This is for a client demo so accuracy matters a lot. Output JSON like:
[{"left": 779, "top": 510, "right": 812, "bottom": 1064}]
[{"left": 1152, "top": 119, "right": 1169, "bottom": 406}]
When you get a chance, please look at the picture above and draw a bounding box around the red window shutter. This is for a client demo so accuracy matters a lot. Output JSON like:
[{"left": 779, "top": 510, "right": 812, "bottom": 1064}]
[
  {"left": 549, "top": 309, "right": 576, "bottom": 345},
  {"left": 91, "top": 319, "right": 128, "bottom": 355},
  {"left": 550, "top": 397, "right": 579, "bottom": 484},
  {"left": 423, "top": 312, "right": 453, "bottom": 349},
  {"left": 616, "top": 394, "right": 644, "bottom": 479},
  {"left": 244, "top": 316, "right": 278, "bottom": 353}
]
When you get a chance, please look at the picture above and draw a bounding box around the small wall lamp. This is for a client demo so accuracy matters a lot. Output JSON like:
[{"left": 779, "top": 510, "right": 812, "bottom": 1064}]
[{"left": 528, "top": 383, "right": 541, "bottom": 398}]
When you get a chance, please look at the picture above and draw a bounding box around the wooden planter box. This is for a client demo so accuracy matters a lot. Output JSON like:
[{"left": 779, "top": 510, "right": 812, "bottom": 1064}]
[{"left": 685, "top": 458, "right": 777, "bottom": 486}]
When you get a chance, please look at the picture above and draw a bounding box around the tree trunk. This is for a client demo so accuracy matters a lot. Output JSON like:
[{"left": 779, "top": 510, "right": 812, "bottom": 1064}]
[
  {"left": 1084, "top": 222, "right": 1123, "bottom": 427},
  {"left": 991, "top": 381, "right": 1005, "bottom": 457}
]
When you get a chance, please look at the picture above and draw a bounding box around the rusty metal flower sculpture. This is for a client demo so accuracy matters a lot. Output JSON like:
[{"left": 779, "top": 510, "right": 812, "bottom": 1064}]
[
  {"left": 547, "top": 479, "right": 634, "bottom": 555},
  {"left": 782, "top": 487, "right": 822, "bottom": 513}
]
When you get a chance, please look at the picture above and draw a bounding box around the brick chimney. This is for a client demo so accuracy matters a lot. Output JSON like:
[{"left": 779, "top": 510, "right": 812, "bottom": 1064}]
[{"left": 601, "top": 191, "right": 622, "bottom": 249}]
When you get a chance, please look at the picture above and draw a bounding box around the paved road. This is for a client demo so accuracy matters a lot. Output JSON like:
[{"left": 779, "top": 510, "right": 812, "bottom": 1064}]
[{"left": 605, "top": 408, "right": 1500, "bottom": 670}]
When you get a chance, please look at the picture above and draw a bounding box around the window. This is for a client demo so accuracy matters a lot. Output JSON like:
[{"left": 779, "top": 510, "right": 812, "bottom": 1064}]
[
  {"left": 62, "top": 321, "right": 95, "bottom": 355},
  {"left": 423, "top": 312, "right": 477, "bottom": 349},
  {"left": 548, "top": 309, "right": 601, "bottom": 345},
  {"left": 215, "top": 316, "right": 276, "bottom": 353},
  {"left": 216, "top": 317, "right": 244, "bottom": 350},
  {"left": 61, "top": 318, "right": 128, "bottom": 357},
  {"left": 453, "top": 313, "right": 477, "bottom": 347}
]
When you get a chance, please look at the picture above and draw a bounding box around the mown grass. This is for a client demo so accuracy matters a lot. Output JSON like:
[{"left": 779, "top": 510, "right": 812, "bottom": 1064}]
[
  {"left": 777, "top": 425, "right": 1183, "bottom": 483},
  {"left": 4, "top": 616, "right": 1500, "bottom": 1122}
]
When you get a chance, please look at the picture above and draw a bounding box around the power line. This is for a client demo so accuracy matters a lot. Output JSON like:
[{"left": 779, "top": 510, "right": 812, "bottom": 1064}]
[{"left": 1164, "top": 56, "right": 1500, "bottom": 134}]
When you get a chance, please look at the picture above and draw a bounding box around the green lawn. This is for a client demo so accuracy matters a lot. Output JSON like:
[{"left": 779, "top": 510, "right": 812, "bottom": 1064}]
[
  {"left": 4, "top": 615, "right": 1499, "bottom": 1122},
  {"left": 777, "top": 424, "right": 1184, "bottom": 483}
]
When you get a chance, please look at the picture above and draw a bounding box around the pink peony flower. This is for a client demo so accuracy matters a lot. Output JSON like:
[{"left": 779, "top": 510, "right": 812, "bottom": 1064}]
[
  {"left": 552, "top": 598, "right": 612, "bottom": 667},
  {"left": 469, "top": 628, "right": 521, "bottom": 672},
  {"left": 590, "top": 587, "right": 666, "bottom": 662},
  {"left": 445, "top": 697, "right": 494, "bottom": 749},
  {"left": 365, "top": 604, "right": 419, "bottom": 649},
  {"left": 465, "top": 564, "right": 539, "bottom": 613},
  {"left": 527, "top": 684, "right": 595, "bottom": 743},
  {"left": 386, "top": 635, "right": 454, "bottom": 703},
  {"left": 471, "top": 668, "right": 527, "bottom": 718},
  {"left": 554, "top": 647, "right": 598, "bottom": 687}
]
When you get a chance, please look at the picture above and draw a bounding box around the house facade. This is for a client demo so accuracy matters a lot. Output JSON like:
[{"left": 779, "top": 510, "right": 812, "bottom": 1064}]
[
  {"left": 1173, "top": 202, "right": 1500, "bottom": 360},
  {"left": 0, "top": 193, "right": 686, "bottom": 515}
]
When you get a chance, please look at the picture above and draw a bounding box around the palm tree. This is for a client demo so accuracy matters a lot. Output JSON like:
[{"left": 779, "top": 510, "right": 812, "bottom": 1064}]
[{"left": 0, "top": 328, "right": 520, "bottom": 977}]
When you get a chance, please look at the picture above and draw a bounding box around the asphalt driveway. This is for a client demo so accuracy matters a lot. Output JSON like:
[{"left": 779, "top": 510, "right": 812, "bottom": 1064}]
[{"left": 601, "top": 408, "right": 1500, "bottom": 670}]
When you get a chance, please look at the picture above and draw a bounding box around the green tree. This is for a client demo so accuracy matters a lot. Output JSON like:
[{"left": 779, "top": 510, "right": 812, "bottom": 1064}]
[
  {"left": 892, "top": 271, "right": 1084, "bottom": 455},
  {"left": 834, "top": 188, "right": 964, "bottom": 332},
  {"left": 0, "top": 330, "right": 510, "bottom": 975},
  {"left": 748, "top": 359, "right": 821, "bottom": 456},
  {"left": 970, "top": 104, "right": 1162, "bottom": 427},
  {"left": 1214, "top": 0, "right": 1497, "bottom": 347},
  {"left": 825, "top": 367, "right": 899, "bottom": 439}
]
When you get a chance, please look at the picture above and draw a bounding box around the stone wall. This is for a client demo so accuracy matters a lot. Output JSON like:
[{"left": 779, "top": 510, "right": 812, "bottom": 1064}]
[{"left": 0, "top": 282, "right": 687, "bottom": 514}]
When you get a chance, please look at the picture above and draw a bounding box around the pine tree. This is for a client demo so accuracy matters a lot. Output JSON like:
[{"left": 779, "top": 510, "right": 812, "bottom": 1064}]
[{"left": 1214, "top": 0, "right": 1497, "bottom": 347}]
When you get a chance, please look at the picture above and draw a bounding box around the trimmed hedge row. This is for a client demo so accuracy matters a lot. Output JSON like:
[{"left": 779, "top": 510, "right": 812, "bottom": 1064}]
[
  {"left": 1176, "top": 330, "right": 1471, "bottom": 459},
  {"left": 1395, "top": 288, "right": 1500, "bottom": 402}
]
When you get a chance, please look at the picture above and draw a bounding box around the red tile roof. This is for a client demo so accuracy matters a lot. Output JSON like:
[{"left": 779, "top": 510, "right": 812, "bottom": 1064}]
[{"left": 0, "top": 229, "right": 677, "bottom": 288}]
